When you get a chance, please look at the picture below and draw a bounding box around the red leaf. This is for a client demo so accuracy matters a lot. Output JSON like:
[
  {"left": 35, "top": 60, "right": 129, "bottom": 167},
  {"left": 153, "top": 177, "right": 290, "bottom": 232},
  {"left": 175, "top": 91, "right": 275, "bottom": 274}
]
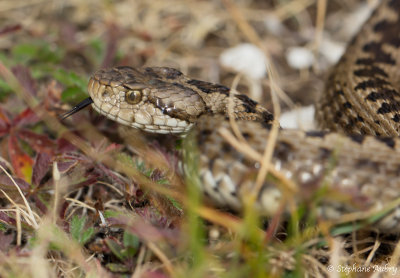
[
  {"left": 32, "top": 152, "right": 51, "bottom": 185},
  {"left": 0, "top": 24, "right": 21, "bottom": 36},
  {"left": 30, "top": 194, "right": 48, "bottom": 214},
  {"left": 0, "top": 107, "right": 10, "bottom": 136},
  {"left": 57, "top": 138, "right": 76, "bottom": 153},
  {"left": 13, "top": 108, "right": 39, "bottom": 127},
  {"left": 103, "top": 143, "right": 123, "bottom": 153},
  {"left": 0, "top": 212, "right": 16, "bottom": 226},
  {"left": 0, "top": 174, "right": 30, "bottom": 192},
  {"left": 59, "top": 201, "right": 69, "bottom": 221},
  {"left": 17, "top": 129, "right": 56, "bottom": 155},
  {"left": 8, "top": 133, "right": 33, "bottom": 183},
  {"left": 56, "top": 160, "right": 78, "bottom": 173}
]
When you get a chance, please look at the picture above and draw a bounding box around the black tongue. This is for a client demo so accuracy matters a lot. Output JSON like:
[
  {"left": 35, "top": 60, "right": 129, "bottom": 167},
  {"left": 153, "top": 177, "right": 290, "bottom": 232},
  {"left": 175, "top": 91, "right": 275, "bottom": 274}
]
[{"left": 59, "top": 97, "right": 94, "bottom": 120}]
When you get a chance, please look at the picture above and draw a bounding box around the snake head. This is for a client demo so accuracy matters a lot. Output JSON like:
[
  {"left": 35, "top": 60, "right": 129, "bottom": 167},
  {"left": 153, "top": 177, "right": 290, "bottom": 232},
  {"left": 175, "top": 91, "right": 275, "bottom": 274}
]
[
  {"left": 63, "top": 66, "right": 274, "bottom": 133},
  {"left": 86, "top": 66, "right": 207, "bottom": 134}
]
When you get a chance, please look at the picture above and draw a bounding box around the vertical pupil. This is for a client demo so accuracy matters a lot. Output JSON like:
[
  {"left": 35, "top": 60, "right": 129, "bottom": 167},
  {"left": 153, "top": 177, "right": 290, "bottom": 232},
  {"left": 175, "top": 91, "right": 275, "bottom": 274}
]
[
  {"left": 126, "top": 90, "right": 142, "bottom": 104},
  {"left": 129, "top": 92, "right": 136, "bottom": 101}
]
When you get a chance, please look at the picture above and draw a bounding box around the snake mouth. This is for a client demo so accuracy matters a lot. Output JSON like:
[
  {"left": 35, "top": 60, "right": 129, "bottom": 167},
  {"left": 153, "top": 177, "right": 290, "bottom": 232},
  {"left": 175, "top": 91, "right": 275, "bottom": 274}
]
[{"left": 60, "top": 97, "right": 94, "bottom": 120}]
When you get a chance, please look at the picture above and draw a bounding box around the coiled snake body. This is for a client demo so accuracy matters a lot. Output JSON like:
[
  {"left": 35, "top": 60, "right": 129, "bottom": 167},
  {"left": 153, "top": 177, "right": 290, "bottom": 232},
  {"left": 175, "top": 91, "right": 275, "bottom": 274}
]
[{"left": 63, "top": 0, "right": 400, "bottom": 232}]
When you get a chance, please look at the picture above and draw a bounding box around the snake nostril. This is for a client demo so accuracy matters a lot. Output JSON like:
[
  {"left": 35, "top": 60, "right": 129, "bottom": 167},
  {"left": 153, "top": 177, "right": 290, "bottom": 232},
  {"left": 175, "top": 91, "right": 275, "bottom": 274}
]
[{"left": 102, "top": 90, "right": 110, "bottom": 99}]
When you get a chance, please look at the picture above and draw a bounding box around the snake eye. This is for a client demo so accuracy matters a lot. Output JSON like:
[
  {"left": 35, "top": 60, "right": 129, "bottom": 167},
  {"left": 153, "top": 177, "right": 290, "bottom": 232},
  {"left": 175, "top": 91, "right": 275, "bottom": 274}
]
[{"left": 125, "top": 90, "right": 142, "bottom": 104}]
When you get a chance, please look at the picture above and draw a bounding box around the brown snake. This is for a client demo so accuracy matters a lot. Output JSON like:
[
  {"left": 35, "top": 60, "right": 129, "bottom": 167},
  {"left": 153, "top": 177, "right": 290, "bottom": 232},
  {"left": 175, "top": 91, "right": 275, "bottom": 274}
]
[{"left": 62, "top": 0, "right": 400, "bottom": 232}]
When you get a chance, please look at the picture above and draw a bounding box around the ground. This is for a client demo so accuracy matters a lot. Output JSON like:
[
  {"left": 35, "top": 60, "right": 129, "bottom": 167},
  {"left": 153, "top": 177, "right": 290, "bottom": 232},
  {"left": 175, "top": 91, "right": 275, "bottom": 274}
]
[{"left": 0, "top": 0, "right": 397, "bottom": 277}]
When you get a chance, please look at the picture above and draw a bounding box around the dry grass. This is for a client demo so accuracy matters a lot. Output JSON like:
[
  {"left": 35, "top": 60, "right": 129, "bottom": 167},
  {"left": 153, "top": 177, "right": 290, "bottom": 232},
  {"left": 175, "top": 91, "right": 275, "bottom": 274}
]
[{"left": 0, "top": 0, "right": 397, "bottom": 277}]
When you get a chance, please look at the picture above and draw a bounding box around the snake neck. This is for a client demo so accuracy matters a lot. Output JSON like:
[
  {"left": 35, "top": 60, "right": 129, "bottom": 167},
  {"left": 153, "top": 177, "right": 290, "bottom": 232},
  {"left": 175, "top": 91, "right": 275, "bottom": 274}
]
[{"left": 197, "top": 89, "right": 275, "bottom": 128}]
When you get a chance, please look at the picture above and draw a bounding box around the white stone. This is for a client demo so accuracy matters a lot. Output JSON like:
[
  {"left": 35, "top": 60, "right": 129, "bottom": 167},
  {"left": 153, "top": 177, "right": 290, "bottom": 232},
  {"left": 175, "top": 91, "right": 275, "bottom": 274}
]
[
  {"left": 259, "top": 187, "right": 282, "bottom": 216},
  {"left": 319, "top": 37, "right": 345, "bottom": 64},
  {"left": 219, "top": 43, "right": 267, "bottom": 79},
  {"left": 286, "top": 47, "right": 315, "bottom": 69},
  {"left": 263, "top": 15, "right": 285, "bottom": 35},
  {"left": 279, "top": 105, "right": 315, "bottom": 130}
]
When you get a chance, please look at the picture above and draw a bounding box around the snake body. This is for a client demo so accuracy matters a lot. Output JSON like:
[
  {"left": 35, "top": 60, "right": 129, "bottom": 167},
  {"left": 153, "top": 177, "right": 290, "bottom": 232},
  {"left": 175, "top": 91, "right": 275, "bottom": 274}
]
[{"left": 66, "top": 0, "right": 400, "bottom": 232}]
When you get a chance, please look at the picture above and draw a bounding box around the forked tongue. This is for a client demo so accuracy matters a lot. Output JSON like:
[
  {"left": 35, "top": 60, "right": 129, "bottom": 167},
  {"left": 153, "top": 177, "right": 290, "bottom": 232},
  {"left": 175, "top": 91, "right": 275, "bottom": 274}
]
[{"left": 59, "top": 97, "right": 94, "bottom": 120}]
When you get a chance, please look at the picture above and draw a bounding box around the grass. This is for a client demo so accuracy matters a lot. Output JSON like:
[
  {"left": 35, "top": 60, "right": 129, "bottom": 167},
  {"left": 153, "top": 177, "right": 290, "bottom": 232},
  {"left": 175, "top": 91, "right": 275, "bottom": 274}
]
[{"left": 0, "top": 0, "right": 398, "bottom": 277}]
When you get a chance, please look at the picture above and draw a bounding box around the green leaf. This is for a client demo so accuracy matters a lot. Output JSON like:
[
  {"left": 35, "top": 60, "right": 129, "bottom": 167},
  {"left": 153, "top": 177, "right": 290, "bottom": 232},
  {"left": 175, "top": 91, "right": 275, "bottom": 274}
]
[
  {"left": 70, "top": 215, "right": 86, "bottom": 242},
  {"left": 103, "top": 210, "right": 121, "bottom": 218},
  {"left": 36, "top": 44, "right": 63, "bottom": 63},
  {"left": 66, "top": 71, "right": 87, "bottom": 88},
  {"left": 69, "top": 215, "right": 95, "bottom": 244},
  {"left": 106, "top": 263, "right": 130, "bottom": 273},
  {"left": 87, "top": 38, "right": 106, "bottom": 66},
  {"left": 106, "top": 239, "right": 125, "bottom": 261},
  {"left": 0, "top": 222, "right": 7, "bottom": 232},
  {"left": 28, "top": 234, "right": 38, "bottom": 247},
  {"left": 12, "top": 43, "right": 38, "bottom": 63},
  {"left": 89, "top": 38, "right": 105, "bottom": 58},
  {"left": 70, "top": 215, "right": 85, "bottom": 239},
  {"left": 0, "top": 79, "right": 12, "bottom": 100},
  {"left": 330, "top": 223, "right": 362, "bottom": 236},
  {"left": 123, "top": 231, "right": 139, "bottom": 249},
  {"left": 53, "top": 69, "right": 88, "bottom": 92},
  {"left": 125, "top": 247, "right": 138, "bottom": 258},
  {"left": 117, "top": 152, "right": 135, "bottom": 167},
  {"left": 11, "top": 42, "right": 63, "bottom": 64},
  {"left": 61, "top": 86, "right": 87, "bottom": 103},
  {"left": 81, "top": 227, "right": 95, "bottom": 245},
  {"left": 166, "top": 196, "right": 183, "bottom": 211}
]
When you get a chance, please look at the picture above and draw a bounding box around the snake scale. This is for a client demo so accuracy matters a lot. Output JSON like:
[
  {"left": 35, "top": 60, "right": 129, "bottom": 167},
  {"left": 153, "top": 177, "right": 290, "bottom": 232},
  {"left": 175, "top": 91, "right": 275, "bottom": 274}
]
[{"left": 62, "top": 0, "right": 400, "bottom": 232}]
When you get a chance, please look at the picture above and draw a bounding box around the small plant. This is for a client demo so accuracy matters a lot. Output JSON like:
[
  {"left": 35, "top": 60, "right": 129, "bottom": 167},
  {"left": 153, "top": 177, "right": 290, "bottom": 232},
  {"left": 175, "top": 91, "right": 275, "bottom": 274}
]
[
  {"left": 105, "top": 231, "right": 140, "bottom": 273},
  {"left": 69, "top": 215, "right": 95, "bottom": 245}
]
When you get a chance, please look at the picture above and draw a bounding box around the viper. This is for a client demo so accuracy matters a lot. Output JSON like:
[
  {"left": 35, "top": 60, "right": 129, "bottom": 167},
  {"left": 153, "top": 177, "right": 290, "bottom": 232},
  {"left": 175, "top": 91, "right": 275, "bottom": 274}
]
[{"left": 61, "top": 0, "right": 400, "bottom": 232}]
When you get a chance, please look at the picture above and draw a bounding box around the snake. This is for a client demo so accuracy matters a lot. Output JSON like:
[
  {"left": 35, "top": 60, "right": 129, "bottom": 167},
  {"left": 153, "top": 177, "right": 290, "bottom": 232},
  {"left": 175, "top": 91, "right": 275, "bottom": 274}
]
[{"left": 61, "top": 0, "right": 400, "bottom": 233}]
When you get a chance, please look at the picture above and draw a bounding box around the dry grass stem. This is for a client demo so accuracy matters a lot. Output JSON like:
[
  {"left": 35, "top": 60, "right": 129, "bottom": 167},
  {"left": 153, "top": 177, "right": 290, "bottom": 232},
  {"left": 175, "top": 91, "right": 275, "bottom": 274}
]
[
  {"left": 0, "top": 164, "right": 39, "bottom": 228},
  {"left": 146, "top": 241, "right": 174, "bottom": 276}
]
